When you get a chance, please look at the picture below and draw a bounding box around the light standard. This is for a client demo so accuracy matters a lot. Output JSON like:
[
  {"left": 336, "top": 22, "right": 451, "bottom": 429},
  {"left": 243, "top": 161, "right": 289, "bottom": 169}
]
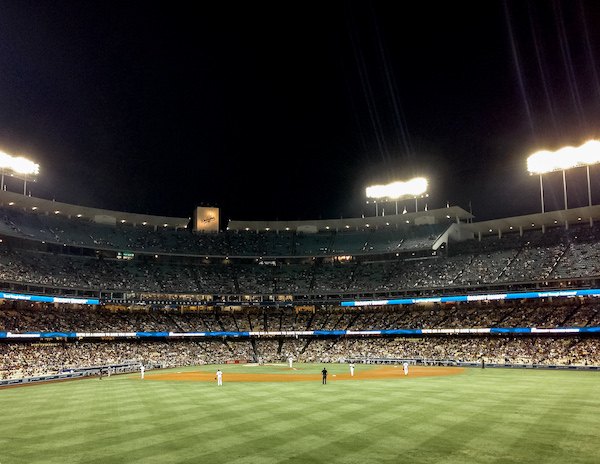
[
  {"left": 366, "top": 177, "right": 429, "bottom": 215},
  {"left": 0, "top": 151, "right": 40, "bottom": 195},
  {"left": 527, "top": 140, "right": 600, "bottom": 212}
]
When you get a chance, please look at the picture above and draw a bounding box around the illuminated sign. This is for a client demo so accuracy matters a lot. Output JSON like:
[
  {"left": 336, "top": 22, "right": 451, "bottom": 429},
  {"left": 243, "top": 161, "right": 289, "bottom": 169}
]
[
  {"left": 0, "top": 292, "right": 99, "bottom": 305},
  {"left": 193, "top": 206, "right": 219, "bottom": 233},
  {"left": 117, "top": 251, "right": 134, "bottom": 260},
  {"left": 1, "top": 326, "right": 598, "bottom": 340},
  {"left": 341, "top": 288, "right": 600, "bottom": 307}
]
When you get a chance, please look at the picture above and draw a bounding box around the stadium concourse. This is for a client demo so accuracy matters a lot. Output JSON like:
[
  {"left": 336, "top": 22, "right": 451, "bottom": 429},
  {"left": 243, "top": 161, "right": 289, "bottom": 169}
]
[{"left": 1, "top": 193, "right": 600, "bottom": 382}]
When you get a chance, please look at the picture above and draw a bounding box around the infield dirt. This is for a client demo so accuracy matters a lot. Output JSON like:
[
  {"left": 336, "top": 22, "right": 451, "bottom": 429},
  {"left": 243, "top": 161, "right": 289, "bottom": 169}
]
[{"left": 145, "top": 365, "right": 465, "bottom": 383}]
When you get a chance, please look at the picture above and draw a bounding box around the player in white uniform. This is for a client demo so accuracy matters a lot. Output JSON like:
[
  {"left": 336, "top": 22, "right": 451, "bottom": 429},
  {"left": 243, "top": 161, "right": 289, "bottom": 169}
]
[
  {"left": 349, "top": 363, "right": 355, "bottom": 377},
  {"left": 288, "top": 356, "right": 294, "bottom": 368},
  {"left": 216, "top": 369, "right": 223, "bottom": 386},
  {"left": 403, "top": 361, "right": 409, "bottom": 376},
  {"left": 140, "top": 363, "right": 145, "bottom": 380}
]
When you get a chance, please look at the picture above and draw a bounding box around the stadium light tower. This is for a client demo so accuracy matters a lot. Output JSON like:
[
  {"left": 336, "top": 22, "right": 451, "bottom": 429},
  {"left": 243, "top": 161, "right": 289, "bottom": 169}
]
[
  {"left": 527, "top": 140, "right": 600, "bottom": 212},
  {"left": 0, "top": 150, "right": 40, "bottom": 195},
  {"left": 365, "top": 177, "right": 428, "bottom": 215}
]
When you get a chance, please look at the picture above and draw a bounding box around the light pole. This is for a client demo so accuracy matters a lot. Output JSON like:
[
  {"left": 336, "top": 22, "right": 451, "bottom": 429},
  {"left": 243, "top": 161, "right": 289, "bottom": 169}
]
[
  {"left": 587, "top": 165, "right": 593, "bottom": 207},
  {"left": 539, "top": 174, "right": 545, "bottom": 213},
  {"left": 562, "top": 170, "right": 568, "bottom": 210}
]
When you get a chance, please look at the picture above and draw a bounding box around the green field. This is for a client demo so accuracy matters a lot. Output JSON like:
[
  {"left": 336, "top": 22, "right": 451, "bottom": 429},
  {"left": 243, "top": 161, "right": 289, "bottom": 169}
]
[{"left": 1, "top": 363, "right": 599, "bottom": 463}]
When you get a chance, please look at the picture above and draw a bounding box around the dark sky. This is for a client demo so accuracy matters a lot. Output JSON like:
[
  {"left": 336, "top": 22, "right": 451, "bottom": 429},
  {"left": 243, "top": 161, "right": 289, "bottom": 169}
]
[{"left": 2, "top": 1, "right": 600, "bottom": 223}]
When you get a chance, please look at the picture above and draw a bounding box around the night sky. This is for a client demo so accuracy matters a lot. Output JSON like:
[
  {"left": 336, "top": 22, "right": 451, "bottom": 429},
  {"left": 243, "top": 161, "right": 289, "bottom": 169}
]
[{"left": 2, "top": 1, "right": 600, "bottom": 223}]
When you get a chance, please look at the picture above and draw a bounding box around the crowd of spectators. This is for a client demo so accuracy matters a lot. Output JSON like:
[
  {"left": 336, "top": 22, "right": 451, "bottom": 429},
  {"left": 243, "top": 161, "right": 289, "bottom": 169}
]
[
  {"left": 0, "top": 207, "right": 445, "bottom": 257},
  {"left": 1, "top": 222, "right": 600, "bottom": 296},
  {"left": 289, "top": 336, "right": 600, "bottom": 366},
  {"left": 0, "top": 340, "right": 238, "bottom": 379},
  {"left": 2, "top": 335, "right": 599, "bottom": 380},
  {"left": 2, "top": 300, "right": 600, "bottom": 333},
  {"left": 1, "top": 299, "right": 600, "bottom": 378}
]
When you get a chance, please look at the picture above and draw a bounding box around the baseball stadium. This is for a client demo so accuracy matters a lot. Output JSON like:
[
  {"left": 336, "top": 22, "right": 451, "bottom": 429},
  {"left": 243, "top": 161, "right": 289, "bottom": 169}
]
[{"left": 1, "top": 147, "right": 600, "bottom": 463}]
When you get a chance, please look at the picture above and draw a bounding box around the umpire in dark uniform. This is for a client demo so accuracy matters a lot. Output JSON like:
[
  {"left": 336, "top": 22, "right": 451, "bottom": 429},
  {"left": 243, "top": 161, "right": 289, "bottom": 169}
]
[{"left": 321, "top": 367, "right": 328, "bottom": 384}]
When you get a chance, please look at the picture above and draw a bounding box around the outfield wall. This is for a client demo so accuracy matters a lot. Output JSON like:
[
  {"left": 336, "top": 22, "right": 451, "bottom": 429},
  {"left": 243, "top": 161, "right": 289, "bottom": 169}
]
[
  {"left": 0, "top": 370, "right": 85, "bottom": 387},
  {"left": 0, "top": 361, "right": 147, "bottom": 387}
]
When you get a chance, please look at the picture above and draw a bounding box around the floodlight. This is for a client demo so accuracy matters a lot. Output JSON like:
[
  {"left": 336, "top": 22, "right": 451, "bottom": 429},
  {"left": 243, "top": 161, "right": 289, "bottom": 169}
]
[
  {"left": 527, "top": 140, "right": 600, "bottom": 174},
  {"left": 527, "top": 140, "right": 600, "bottom": 212},
  {"left": 0, "top": 150, "right": 40, "bottom": 195},
  {"left": 0, "top": 151, "right": 40, "bottom": 175},
  {"left": 365, "top": 177, "right": 428, "bottom": 200}
]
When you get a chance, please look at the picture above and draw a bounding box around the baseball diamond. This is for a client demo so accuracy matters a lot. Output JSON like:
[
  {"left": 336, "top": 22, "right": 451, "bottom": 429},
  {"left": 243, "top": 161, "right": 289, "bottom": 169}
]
[{"left": 147, "top": 365, "right": 463, "bottom": 382}]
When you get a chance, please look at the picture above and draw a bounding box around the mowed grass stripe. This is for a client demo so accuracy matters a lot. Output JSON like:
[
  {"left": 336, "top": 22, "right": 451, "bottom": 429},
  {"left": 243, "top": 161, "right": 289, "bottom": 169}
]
[
  {"left": 0, "top": 374, "right": 584, "bottom": 464},
  {"left": 401, "top": 370, "right": 599, "bottom": 464},
  {"left": 89, "top": 378, "right": 364, "bottom": 458},
  {"left": 197, "top": 391, "right": 379, "bottom": 464},
  {"left": 164, "top": 378, "right": 486, "bottom": 464},
  {"left": 76, "top": 384, "right": 297, "bottom": 464},
  {"left": 1, "top": 366, "right": 599, "bottom": 464},
  {"left": 0, "top": 376, "right": 560, "bottom": 464},
  {"left": 85, "top": 407, "right": 315, "bottom": 464},
  {"left": 269, "top": 379, "right": 503, "bottom": 464},
  {"left": 77, "top": 386, "right": 319, "bottom": 463},
  {"left": 88, "top": 381, "right": 391, "bottom": 464}
]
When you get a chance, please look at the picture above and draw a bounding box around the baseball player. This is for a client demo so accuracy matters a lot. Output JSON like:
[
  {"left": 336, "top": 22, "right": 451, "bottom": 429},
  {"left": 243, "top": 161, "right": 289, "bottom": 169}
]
[
  {"left": 288, "top": 356, "right": 294, "bottom": 368},
  {"left": 349, "top": 363, "right": 355, "bottom": 377},
  {"left": 140, "top": 363, "right": 145, "bottom": 380},
  {"left": 215, "top": 369, "right": 223, "bottom": 386},
  {"left": 403, "top": 361, "right": 409, "bottom": 376}
]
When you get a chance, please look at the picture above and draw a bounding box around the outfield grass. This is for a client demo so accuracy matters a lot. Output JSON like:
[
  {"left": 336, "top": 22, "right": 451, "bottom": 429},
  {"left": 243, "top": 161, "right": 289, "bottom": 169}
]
[{"left": 0, "top": 364, "right": 599, "bottom": 463}]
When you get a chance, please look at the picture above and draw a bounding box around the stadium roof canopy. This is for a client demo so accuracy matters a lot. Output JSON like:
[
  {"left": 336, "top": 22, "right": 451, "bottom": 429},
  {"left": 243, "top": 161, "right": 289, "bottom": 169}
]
[
  {"left": 461, "top": 205, "right": 600, "bottom": 238},
  {"left": 0, "top": 190, "right": 190, "bottom": 229},
  {"left": 227, "top": 206, "right": 472, "bottom": 233}
]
